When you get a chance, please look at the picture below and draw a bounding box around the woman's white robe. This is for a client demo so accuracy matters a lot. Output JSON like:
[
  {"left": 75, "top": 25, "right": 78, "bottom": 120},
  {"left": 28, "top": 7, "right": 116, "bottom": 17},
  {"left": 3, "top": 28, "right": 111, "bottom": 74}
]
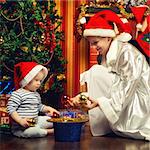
[{"left": 80, "top": 40, "right": 150, "bottom": 140}]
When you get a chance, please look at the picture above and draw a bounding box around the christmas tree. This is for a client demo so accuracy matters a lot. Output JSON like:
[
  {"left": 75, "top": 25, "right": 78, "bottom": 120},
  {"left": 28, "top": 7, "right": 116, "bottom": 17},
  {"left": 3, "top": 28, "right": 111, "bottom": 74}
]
[{"left": 0, "top": 0, "right": 67, "bottom": 96}]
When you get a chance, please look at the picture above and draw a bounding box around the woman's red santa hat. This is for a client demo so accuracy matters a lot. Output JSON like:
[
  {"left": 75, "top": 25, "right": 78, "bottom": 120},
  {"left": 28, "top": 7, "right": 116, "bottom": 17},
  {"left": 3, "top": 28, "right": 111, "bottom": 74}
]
[
  {"left": 130, "top": 5, "right": 148, "bottom": 31},
  {"left": 131, "top": 5, "right": 150, "bottom": 58},
  {"left": 83, "top": 10, "right": 132, "bottom": 42},
  {"left": 14, "top": 62, "right": 48, "bottom": 90}
]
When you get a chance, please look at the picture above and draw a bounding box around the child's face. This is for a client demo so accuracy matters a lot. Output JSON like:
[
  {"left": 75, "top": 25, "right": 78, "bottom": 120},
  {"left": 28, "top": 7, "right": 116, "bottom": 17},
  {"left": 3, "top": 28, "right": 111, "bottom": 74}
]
[
  {"left": 24, "top": 70, "right": 45, "bottom": 92},
  {"left": 87, "top": 36, "right": 112, "bottom": 57}
]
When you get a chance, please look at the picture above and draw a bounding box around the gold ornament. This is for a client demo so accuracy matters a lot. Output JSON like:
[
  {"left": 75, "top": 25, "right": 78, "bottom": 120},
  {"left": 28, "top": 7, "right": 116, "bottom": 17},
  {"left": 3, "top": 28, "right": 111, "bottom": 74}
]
[
  {"left": 33, "top": 46, "right": 36, "bottom": 51},
  {"left": 37, "top": 46, "right": 41, "bottom": 51},
  {"left": 37, "top": 45, "right": 44, "bottom": 51},
  {"left": 20, "top": 46, "right": 29, "bottom": 52},
  {"left": 43, "top": 75, "right": 53, "bottom": 92},
  {"left": 57, "top": 74, "right": 66, "bottom": 81},
  {"left": 32, "top": 0, "right": 37, "bottom": 7},
  {"left": 2, "top": 76, "right": 10, "bottom": 80},
  {"left": 0, "top": 36, "right": 4, "bottom": 44},
  {"left": 41, "top": 34, "right": 45, "bottom": 42},
  {"left": 42, "top": 10, "right": 46, "bottom": 20}
]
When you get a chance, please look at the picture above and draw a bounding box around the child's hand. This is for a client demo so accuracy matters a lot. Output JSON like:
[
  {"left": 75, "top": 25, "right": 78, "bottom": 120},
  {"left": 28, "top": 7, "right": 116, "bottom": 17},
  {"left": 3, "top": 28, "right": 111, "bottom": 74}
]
[
  {"left": 44, "top": 106, "right": 60, "bottom": 117},
  {"left": 18, "top": 118, "right": 30, "bottom": 128}
]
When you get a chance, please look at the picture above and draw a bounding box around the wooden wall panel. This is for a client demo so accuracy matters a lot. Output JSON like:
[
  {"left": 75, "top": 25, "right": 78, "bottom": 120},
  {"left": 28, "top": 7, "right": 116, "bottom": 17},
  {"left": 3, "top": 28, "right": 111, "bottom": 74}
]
[{"left": 55, "top": 0, "right": 89, "bottom": 97}]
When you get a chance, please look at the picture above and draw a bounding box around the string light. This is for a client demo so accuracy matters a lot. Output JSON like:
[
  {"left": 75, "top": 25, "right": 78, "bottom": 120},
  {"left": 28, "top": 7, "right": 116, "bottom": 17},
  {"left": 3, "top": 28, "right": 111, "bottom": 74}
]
[{"left": 0, "top": 81, "right": 14, "bottom": 94}]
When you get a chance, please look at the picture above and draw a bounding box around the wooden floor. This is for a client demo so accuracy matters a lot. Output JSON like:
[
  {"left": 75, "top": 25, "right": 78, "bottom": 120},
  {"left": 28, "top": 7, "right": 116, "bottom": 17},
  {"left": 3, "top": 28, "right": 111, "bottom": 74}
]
[{"left": 1, "top": 123, "right": 150, "bottom": 150}]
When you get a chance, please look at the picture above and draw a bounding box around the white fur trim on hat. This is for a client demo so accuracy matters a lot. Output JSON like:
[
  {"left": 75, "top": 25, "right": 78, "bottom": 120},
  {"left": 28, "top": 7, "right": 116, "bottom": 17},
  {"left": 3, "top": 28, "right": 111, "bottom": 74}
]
[
  {"left": 116, "top": 32, "right": 132, "bottom": 42},
  {"left": 136, "top": 23, "right": 143, "bottom": 30},
  {"left": 20, "top": 65, "right": 48, "bottom": 88},
  {"left": 121, "top": 18, "right": 129, "bottom": 23},
  {"left": 83, "top": 29, "right": 116, "bottom": 37}
]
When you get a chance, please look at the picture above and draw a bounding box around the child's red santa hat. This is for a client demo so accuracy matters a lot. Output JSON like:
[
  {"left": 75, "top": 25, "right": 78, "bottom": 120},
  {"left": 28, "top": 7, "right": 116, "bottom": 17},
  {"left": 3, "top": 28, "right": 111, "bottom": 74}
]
[
  {"left": 14, "top": 62, "right": 48, "bottom": 90},
  {"left": 83, "top": 10, "right": 132, "bottom": 42},
  {"left": 130, "top": 5, "right": 148, "bottom": 31}
]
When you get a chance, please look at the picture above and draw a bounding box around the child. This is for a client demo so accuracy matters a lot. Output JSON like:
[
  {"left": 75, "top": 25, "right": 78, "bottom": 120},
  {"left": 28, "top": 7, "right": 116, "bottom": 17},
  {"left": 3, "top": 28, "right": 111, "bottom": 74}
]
[
  {"left": 69, "top": 10, "right": 150, "bottom": 141},
  {"left": 7, "top": 62, "right": 60, "bottom": 138}
]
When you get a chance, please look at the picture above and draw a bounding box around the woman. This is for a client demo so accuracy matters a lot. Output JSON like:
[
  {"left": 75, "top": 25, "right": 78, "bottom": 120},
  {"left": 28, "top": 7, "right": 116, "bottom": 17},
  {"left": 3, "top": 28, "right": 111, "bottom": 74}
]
[{"left": 70, "top": 10, "right": 150, "bottom": 141}]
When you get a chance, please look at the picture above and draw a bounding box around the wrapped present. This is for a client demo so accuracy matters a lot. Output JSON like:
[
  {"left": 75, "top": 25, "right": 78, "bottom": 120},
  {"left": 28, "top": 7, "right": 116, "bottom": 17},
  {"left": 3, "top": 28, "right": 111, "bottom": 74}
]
[
  {"left": 0, "top": 94, "right": 11, "bottom": 134},
  {"left": 0, "top": 94, "right": 10, "bottom": 106}
]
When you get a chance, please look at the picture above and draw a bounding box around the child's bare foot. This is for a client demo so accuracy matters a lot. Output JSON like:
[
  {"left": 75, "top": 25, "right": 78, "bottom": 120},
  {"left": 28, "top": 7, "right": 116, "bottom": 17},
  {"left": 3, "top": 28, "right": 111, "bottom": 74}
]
[{"left": 46, "top": 128, "right": 54, "bottom": 135}]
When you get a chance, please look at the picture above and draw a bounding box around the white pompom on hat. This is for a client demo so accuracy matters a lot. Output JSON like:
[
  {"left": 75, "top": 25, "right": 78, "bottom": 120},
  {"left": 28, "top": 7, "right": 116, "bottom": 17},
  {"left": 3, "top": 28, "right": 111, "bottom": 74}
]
[
  {"left": 83, "top": 10, "right": 132, "bottom": 42},
  {"left": 14, "top": 62, "right": 48, "bottom": 90},
  {"left": 130, "top": 5, "right": 148, "bottom": 31}
]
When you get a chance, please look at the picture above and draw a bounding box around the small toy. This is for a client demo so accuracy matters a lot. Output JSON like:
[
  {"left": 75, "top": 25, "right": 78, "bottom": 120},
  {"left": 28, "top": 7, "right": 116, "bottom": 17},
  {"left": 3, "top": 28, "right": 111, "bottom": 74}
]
[
  {"left": 79, "top": 93, "right": 88, "bottom": 104},
  {"left": 27, "top": 118, "right": 36, "bottom": 127}
]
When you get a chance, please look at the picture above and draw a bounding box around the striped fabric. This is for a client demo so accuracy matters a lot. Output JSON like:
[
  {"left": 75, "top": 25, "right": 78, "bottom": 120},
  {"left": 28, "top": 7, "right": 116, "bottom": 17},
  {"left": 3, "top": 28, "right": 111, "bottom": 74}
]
[{"left": 7, "top": 89, "right": 44, "bottom": 119}]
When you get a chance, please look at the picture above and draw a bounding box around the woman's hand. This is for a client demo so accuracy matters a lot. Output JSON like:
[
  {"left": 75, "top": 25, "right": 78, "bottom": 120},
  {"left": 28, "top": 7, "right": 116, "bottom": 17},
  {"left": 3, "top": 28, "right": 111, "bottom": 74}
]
[
  {"left": 68, "top": 95, "right": 98, "bottom": 110},
  {"left": 68, "top": 95, "right": 81, "bottom": 107},
  {"left": 82, "top": 99, "right": 98, "bottom": 110}
]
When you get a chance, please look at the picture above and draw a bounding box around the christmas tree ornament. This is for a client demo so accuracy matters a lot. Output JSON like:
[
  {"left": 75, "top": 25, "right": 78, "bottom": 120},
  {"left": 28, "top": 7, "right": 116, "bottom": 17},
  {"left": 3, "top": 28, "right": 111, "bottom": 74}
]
[
  {"left": 41, "top": 34, "right": 45, "bottom": 41},
  {"left": 33, "top": 46, "right": 36, "bottom": 51},
  {"left": 0, "top": 36, "right": 4, "bottom": 44},
  {"left": 20, "top": 46, "right": 29, "bottom": 52},
  {"left": 57, "top": 74, "right": 65, "bottom": 81},
  {"left": 32, "top": 0, "right": 37, "bottom": 7}
]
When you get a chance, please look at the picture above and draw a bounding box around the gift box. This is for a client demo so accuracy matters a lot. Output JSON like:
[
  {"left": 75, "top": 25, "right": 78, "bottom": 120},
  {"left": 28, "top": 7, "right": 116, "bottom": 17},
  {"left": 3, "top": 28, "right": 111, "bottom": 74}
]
[
  {"left": 48, "top": 109, "right": 88, "bottom": 142},
  {"left": 0, "top": 94, "right": 11, "bottom": 134}
]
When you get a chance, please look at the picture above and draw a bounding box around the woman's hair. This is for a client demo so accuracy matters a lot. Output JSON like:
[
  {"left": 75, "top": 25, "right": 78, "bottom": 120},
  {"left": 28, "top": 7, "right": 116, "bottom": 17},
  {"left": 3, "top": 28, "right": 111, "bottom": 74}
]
[{"left": 97, "top": 54, "right": 103, "bottom": 65}]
